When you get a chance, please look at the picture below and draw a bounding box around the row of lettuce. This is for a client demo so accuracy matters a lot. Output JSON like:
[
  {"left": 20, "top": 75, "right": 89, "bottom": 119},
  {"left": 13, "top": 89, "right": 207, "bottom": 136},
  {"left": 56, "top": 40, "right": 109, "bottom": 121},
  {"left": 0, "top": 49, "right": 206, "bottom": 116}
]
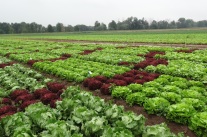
[
  {"left": 107, "top": 74, "right": 207, "bottom": 137},
  {"left": 0, "top": 86, "right": 184, "bottom": 137},
  {"left": 1, "top": 40, "right": 207, "bottom": 136},
  {"left": 0, "top": 64, "right": 51, "bottom": 97},
  {"left": 0, "top": 40, "right": 189, "bottom": 64},
  {"left": 0, "top": 59, "right": 184, "bottom": 136},
  {"left": 1, "top": 40, "right": 207, "bottom": 84},
  {"left": 0, "top": 63, "right": 69, "bottom": 114},
  {"left": 33, "top": 58, "right": 131, "bottom": 82}
]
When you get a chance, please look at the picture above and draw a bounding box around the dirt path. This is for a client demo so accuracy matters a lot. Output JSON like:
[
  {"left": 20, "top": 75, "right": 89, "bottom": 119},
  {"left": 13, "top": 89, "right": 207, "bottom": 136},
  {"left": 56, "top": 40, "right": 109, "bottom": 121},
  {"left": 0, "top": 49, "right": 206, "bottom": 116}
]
[{"left": 26, "top": 38, "right": 207, "bottom": 49}]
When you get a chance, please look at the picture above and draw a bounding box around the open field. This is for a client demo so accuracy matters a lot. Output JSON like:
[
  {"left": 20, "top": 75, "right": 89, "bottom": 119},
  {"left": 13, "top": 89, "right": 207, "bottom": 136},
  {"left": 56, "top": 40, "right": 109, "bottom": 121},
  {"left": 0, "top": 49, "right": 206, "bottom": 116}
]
[
  {"left": 0, "top": 40, "right": 207, "bottom": 137},
  {"left": 1, "top": 28, "right": 207, "bottom": 45},
  {"left": 0, "top": 29, "right": 207, "bottom": 136}
]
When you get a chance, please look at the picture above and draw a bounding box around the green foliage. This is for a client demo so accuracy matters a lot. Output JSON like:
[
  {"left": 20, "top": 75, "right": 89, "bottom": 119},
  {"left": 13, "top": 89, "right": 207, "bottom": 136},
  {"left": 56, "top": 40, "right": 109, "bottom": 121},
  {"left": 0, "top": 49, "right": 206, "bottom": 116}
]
[
  {"left": 33, "top": 58, "right": 130, "bottom": 82},
  {"left": 142, "top": 87, "right": 159, "bottom": 98},
  {"left": 143, "top": 123, "right": 184, "bottom": 137},
  {"left": 82, "top": 116, "right": 107, "bottom": 136},
  {"left": 143, "top": 97, "right": 170, "bottom": 115},
  {"left": 159, "top": 92, "right": 181, "bottom": 104},
  {"left": 1, "top": 112, "right": 33, "bottom": 137},
  {"left": 126, "top": 92, "right": 146, "bottom": 106},
  {"left": 189, "top": 112, "right": 207, "bottom": 137},
  {"left": 114, "top": 112, "right": 146, "bottom": 136},
  {"left": 40, "top": 121, "right": 71, "bottom": 137},
  {"left": 180, "top": 98, "right": 206, "bottom": 112},
  {"left": 112, "top": 86, "right": 132, "bottom": 99},
  {"left": 166, "top": 103, "right": 196, "bottom": 124},
  {"left": 101, "top": 126, "right": 133, "bottom": 137},
  {"left": 127, "top": 83, "right": 143, "bottom": 92}
]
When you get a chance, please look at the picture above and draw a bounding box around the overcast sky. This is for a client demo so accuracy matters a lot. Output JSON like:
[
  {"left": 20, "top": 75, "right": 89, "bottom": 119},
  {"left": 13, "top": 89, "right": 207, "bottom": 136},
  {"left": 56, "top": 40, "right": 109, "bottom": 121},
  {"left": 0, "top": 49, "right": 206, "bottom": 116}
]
[{"left": 0, "top": 0, "right": 206, "bottom": 27}]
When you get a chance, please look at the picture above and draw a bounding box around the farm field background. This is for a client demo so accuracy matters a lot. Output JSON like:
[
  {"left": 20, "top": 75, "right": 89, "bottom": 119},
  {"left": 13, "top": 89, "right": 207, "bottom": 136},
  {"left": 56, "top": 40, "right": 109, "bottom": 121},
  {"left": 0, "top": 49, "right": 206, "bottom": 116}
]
[
  {"left": 1, "top": 29, "right": 207, "bottom": 137},
  {"left": 1, "top": 28, "right": 207, "bottom": 45}
]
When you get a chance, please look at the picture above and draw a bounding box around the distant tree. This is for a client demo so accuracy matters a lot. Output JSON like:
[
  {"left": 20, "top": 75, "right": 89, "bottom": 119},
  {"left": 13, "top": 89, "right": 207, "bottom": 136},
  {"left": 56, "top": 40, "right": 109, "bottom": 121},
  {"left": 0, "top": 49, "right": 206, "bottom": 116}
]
[
  {"left": 185, "top": 19, "right": 195, "bottom": 28},
  {"left": 74, "top": 25, "right": 93, "bottom": 31},
  {"left": 125, "top": 17, "right": 134, "bottom": 30},
  {"left": 94, "top": 21, "right": 101, "bottom": 30},
  {"left": 94, "top": 21, "right": 100, "bottom": 27},
  {"left": 150, "top": 20, "right": 158, "bottom": 29},
  {"left": 65, "top": 25, "right": 74, "bottom": 32},
  {"left": 138, "top": 18, "right": 149, "bottom": 29},
  {"left": 100, "top": 23, "right": 107, "bottom": 30},
  {"left": 197, "top": 20, "right": 207, "bottom": 27},
  {"left": 94, "top": 21, "right": 107, "bottom": 31},
  {"left": 177, "top": 18, "right": 186, "bottom": 28},
  {"left": 108, "top": 20, "right": 117, "bottom": 30},
  {"left": 0, "top": 17, "right": 206, "bottom": 34},
  {"left": 56, "top": 23, "right": 65, "bottom": 32},
  {"left": 116, "top": 17, "right": 149, "bottom": 30},
  {"left": 169, "top": 21, "right": 177, "bottom": 29},
  {"left": 144, "top": 19, "right": 149, "bottom": 29},
  {"left": 157, "top": 20, "right": 169, "bottom": 29},
  {"left": 11, "top": 23, "right": 21, "bottom": 33},
  {"left": 0, "top": 23, "right": 12, "bottom": 34},
  {"left": 131, "top": 17, "right": 139, "bottom": 29},
  {"left": 37, "top": 24, "right": 45, "bottom": 33},
  {"left": 74, "top": 25, "right": 79, "bottom": 31},
  {"left": 47, "top": 24, "right": 54, "bottom": 32},
  {"left": 20, "top": 22, "right": 28, "bottom": 33},
  {"left": 28, "top": 22, "right": 36, "bottom": 33}
]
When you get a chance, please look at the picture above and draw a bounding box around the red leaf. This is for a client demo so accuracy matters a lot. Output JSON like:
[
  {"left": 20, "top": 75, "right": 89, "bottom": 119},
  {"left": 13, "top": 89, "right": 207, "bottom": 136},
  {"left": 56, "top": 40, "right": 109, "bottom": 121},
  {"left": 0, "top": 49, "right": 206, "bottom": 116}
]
[
  {"left": 113, "top": 74, "right": 125, "bottom": 80},
  {"left": 1, "top": 98, "right": 12, "bottom": 105},
  {"left": 113, "top": 80, "right": 127, "bottom": 86},
  {"left": 100, "top": 84, "right": 112, "bottom": 95},
  {"left": 88, "top": 80, "right": 103, "bottom": 90},
  {"left": 41, "top": 93, "right": 59, "bottom": 104},
  {"left": 34, "top": 88, "right": 51, "bottom": 98},
  {"left": 0, "top": 105, "right": 17, "bottom": 115},
  {"left": 0, "top": 111, "right": 16, "bottom": 120},
  {"left": 20, "top": 100, "right": 39, "bottom": 110},
  {"left": 47, "top": 82, "right": 65, "bottom": 93},
  {"left": 94, "top": 76, "right": 108, "bottom": 83},
  {"left": 10, "top": 89, "right": 29, "bottom": 100},
  {"left": 15, "top": 94, "right": 35, "bottom": 104},
  {"left": 50, "top": 98, "right": 62, "bottom": 108}
]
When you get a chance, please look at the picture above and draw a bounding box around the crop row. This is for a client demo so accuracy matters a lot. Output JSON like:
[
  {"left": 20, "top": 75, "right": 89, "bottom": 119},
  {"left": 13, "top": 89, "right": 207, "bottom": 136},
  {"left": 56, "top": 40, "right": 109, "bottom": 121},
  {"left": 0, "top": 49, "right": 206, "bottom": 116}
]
[
  {"left": 108, "top": 75, "right": 207, "bottom": 137},
  {"left": 33, "top": 58, "right": 130, "bottom": 82},
  {"left": 145, "top": 59, "right": 207, "bottom": 83},
  {"left": 0, "top": 64, "right": 52, "bottom": 96},
  {"left": 0, "top": 86, "right": 183, "bottom": 137},
  {"left": 0, "top": 56, "right": 15, "bottom": 68},
  {"left": 75, "top": 51, "right": 144, "bottom": 65},
  {"left": 1, "top": 39, "right": 207, "bottom": 136},
  {"left": 155, "top": 49, "right": 207, "bottom": 63}
]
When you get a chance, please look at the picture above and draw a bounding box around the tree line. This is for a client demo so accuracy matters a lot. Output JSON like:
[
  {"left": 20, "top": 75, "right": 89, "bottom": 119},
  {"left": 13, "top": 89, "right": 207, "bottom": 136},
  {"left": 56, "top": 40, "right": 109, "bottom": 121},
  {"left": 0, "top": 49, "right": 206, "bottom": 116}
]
[{"left": 0, "top": 17, "right": 207, "bottom": 34}]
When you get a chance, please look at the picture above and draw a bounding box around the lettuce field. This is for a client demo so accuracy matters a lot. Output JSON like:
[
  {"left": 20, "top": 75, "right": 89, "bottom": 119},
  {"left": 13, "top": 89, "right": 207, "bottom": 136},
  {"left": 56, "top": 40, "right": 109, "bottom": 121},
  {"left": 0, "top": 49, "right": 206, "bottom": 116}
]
[{"left": 0, "top": 38, "right": 207, "bottom": 137}]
